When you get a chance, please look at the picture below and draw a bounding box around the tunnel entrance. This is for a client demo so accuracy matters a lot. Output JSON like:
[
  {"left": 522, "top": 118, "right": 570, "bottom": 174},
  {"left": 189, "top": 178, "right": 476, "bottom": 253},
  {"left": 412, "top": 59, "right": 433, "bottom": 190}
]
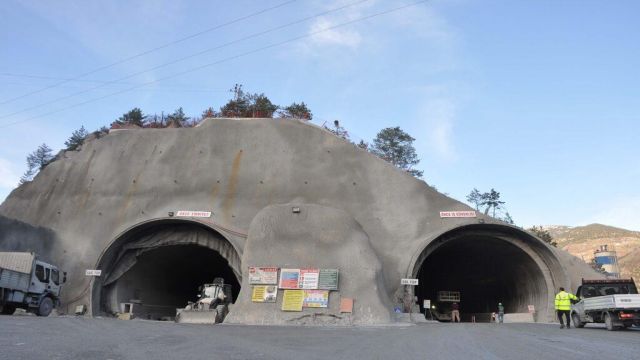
[
  {"left": 414, "top": 226, "right": 556, "bottom": 323},
  {"left": 103, "top": 245, "right": 240, "bottom": 320},
  {"left": 92, "top": 220, "right": 242, "bottom": 320}
]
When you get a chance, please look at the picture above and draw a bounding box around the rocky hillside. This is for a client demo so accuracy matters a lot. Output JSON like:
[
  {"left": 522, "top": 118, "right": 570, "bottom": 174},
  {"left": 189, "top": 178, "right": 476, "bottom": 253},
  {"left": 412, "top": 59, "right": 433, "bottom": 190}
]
[{"left": 544, "top": 224, "right": 640, "bottom": 280}]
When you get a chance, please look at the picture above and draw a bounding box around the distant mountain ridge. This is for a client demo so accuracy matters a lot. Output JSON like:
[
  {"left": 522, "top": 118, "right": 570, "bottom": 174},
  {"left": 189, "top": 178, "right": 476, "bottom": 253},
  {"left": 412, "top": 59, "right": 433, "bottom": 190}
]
[{"left": 542, "top": 224, "right": 640, "bottom": 280}]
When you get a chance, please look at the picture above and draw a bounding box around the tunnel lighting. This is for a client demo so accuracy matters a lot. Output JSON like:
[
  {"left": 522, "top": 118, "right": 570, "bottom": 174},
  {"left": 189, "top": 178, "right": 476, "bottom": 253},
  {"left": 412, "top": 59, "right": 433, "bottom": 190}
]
[{"left": 292, "top": 207, "right": 301, "bottom": 214}]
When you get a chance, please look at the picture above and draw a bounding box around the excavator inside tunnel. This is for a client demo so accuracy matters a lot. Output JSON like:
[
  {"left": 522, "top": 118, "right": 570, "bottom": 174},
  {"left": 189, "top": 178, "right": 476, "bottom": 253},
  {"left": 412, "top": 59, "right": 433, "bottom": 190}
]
[
  {"left": 415, "top": 226, "right": 552, "bottom": 323},
  {"left": 93, "top": 221, "right": 241, "bottom": 320}
]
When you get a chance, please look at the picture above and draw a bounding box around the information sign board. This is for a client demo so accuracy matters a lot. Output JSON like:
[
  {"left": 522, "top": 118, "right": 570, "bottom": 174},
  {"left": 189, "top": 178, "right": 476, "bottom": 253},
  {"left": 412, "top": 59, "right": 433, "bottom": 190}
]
[
  {"left": 423, "top": 299, "right": 431, "bottom": 309},
  {"left": 401, "top": 278, "right": 419, "bottom": 286},
  {"left": 248, "top": 267, "right": 279, "bottom": 285},
  {"left": 282, "top": 290, "right": 304, "bottom": 311},
  {"left": 528, "top": 304, "right": 535, "bottom": 313},
  {"left": 85, "top": 269, "right": 102, "bottom": 276},
  {"left": 251, "top": 285, "right": 278, "bottom": 303},
  {"left": 279, "top": 268, "right": 300, "bottom": 289},
  {"left": 299, "top": 268, "right": 320, "bottom": 289},
  {"left": 318, "top": 269, "right": 339, "bottom": 290},
  {"left": 303, "top": 290, "right": 329, "bottom": 308}
]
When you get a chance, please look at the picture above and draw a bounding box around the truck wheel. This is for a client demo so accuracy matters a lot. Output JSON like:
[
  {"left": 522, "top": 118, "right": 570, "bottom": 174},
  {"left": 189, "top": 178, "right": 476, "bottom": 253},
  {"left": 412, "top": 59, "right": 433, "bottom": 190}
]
[
  {"left": 604, "top": 312, "right": 616, "bottom": 331},
  {"left": 1, "top": 305, "right": 16, "bottom": 315},
  {"left": 571, "top": 313, "right": 585, "bottom": 328},
  {"left": 215, "top": 304, "right": 228, "bottom": 324},
  {"left": 37, "top": 297, "right": 53, "bottom": 317}
]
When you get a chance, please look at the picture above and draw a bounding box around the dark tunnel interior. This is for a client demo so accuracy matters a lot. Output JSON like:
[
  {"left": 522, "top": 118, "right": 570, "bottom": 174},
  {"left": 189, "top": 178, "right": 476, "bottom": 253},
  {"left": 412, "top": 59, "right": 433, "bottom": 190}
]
[
  {"left": 416, "top": 235, "right": 547, "bottom": 322},
  {"left": 104, "top": 245, "right": 240, "bottom": 320}
]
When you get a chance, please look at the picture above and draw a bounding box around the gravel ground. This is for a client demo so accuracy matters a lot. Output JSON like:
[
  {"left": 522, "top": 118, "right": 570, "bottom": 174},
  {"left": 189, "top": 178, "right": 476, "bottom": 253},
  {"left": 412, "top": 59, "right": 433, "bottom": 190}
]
[{"left": 0, "top": 316, "right": 638, "bottom": 360}]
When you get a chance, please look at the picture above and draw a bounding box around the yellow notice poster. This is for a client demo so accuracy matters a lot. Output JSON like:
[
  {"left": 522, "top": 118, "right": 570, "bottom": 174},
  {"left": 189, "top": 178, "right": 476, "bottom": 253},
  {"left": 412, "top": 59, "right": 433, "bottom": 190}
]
[
  {"left": 281, "top": 290, "right": 304, "bottom": 311},
  {"left": 252, "top": 286, "right": 266, "bottom": 302},
  {"left": 252, "top": 285, "right": 278, "bottom": 303}
]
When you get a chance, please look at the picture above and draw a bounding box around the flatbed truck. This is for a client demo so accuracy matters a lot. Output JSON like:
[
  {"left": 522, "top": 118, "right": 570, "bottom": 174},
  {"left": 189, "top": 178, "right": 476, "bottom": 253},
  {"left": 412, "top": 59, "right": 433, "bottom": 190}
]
[{"left": 571, "top": 278, "right": 640, "bottom": 330}]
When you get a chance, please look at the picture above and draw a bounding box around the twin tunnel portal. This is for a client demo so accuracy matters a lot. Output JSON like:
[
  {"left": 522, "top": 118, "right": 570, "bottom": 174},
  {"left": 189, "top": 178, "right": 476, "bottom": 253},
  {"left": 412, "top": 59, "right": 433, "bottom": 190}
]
[{"left": 91, "top": 220, "right": 561, "bottom": 323}]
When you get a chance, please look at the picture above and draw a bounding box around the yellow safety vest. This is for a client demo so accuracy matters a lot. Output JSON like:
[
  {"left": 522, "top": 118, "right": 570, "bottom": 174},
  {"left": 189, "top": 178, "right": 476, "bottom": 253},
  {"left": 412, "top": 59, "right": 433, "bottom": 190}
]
[{"left": 555, "top": 291, "right": 577, "bottom": 311}]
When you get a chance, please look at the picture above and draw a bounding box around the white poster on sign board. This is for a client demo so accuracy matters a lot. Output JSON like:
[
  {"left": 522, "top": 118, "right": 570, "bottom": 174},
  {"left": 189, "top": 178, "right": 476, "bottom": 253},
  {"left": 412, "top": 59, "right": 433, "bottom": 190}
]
[
  {"left": 439, "top": 211, "right": 477, "bottom": 218},
  {"left": 299, "top": 268, "right": 320, "bottom": 289},
  {"left": 85, "top": 269, "right": 102, "bottom": 276},
  {"left": 248, "top": 267, "right": 279, "bottom": 285}
]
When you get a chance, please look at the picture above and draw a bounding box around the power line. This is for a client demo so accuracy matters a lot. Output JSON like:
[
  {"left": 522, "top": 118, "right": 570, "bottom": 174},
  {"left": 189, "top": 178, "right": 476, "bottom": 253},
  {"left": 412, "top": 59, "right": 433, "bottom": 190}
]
[
  {"left": 1, "top": 75, "right": 228, "bottom": 92},
  {"left": 0, "top": 1, "right": 428, "bottom": 129},
  {"left": 0, "top": 0, "right": 298, "bottom": 105},
  {"left": 0, "top": 0, "right": 373, "bottom": 120},
  {"left": 0, "top": 73, "right": 157, "bottom": 85}
]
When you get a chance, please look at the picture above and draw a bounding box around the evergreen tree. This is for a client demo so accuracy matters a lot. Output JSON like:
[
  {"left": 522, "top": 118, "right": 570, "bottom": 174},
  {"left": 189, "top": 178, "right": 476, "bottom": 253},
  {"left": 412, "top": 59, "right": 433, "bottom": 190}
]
[
  {"left": 115, "top": 108, "right": 146, "bottom": 127},
  {"left": 482, "top": 188, "right": 505, "bottom": 217},
  {"left": 466, "top": 188, "right": 511, "bottom": 221},
  {"left": 220, "top": 84, "right": 251, "bottom": 117},
  {"left": 20, "top": 143, "right": 54, "bottom": 184},
  {"left": 466, "top": 188, "right": 483, "bottom": 211},
  {"left": 166, "top": 107, "right": 190, "bottom": 127},
  {"left": 201, "top": 107, "right": 217, "bottom": 119},
  {"left": 280, "top": 102, "right": 312, "bottom": 120},
  {"left": 64, "top": 126, "right": 89, "bottom": 151},
  {"left": 528, "top": 226, "right": 557, "bottom": 247},
  {"left": 219, "top": 84, "right": 279, "bottom": 118},
  {"left": 250, "top": 94, "right": 278, "bottom": 117},
  {"left": 370, "top": 126, "right": 423, "bottom": 178}
]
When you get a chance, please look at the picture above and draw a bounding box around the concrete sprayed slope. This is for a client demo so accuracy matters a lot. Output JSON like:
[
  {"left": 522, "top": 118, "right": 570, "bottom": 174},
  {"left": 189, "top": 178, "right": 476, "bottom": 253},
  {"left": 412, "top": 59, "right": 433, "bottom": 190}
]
[
  {"left": 0, "top": 118, "right": 598, "bottom": 315},
  {"left": 226, "top": 204, "right": 392, "bottom": 325},
  {"left": 0, "top": 119, "right": 467, "bottom": 302}
]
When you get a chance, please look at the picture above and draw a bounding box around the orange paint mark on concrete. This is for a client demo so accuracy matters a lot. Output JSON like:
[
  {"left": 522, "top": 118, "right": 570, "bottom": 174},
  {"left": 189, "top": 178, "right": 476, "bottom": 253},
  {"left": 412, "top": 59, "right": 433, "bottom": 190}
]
[
  {"left": 117, "top": 172, "right": 141, "bottom": 225},
  {"left": 222, "top": 150, "right": 243, "bottom": 223},
  {"left": 210, "top": 183, "right": 220, "bottom": 204}
]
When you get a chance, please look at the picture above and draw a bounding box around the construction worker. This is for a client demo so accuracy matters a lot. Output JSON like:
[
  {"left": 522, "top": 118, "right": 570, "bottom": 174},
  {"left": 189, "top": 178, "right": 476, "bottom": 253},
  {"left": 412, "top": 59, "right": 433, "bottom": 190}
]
[
  {"left": 555, "top": 287, "right": 578, "bottom": 329},
  {"left": 497, "top": 302, "right": 505, "bottom": 324},
  {"left": 451, "top": 302, "right": 460, "bottom": 323}
]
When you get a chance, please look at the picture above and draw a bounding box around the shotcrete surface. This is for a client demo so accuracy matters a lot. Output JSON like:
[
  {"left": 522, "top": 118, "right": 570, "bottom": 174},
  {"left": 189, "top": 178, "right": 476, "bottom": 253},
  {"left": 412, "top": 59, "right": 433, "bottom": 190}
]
[
  {"left": 226, "top": 204, "right": 392, "bottom": 325},
  {"left": 0, "top": 118, "right": 602, "bottom": 316},
  {"left": 1, "top": 316, "right": 638, "bottom": 360}
]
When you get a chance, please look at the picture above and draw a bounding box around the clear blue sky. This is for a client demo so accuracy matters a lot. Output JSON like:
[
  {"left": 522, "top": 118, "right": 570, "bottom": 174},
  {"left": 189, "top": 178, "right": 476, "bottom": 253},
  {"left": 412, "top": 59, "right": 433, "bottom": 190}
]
[{"left": 1, "top": 0, "right": 638, "bottom": 230}]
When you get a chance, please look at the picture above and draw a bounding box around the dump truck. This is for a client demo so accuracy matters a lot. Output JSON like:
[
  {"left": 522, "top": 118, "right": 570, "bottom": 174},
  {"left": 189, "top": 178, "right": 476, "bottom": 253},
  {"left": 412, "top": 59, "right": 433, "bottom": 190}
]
[
  {"left": 175, "top": 278, "right": 232, "bottom": 324},
  {"left": 571, "top": 278, "right": 640, "bottom": 330},
  {"left": 0, "top": 252, "right": 65, "bottom": 316},
  {"left": 431, "top": 290, "right": 460, "bottom": 322}
]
